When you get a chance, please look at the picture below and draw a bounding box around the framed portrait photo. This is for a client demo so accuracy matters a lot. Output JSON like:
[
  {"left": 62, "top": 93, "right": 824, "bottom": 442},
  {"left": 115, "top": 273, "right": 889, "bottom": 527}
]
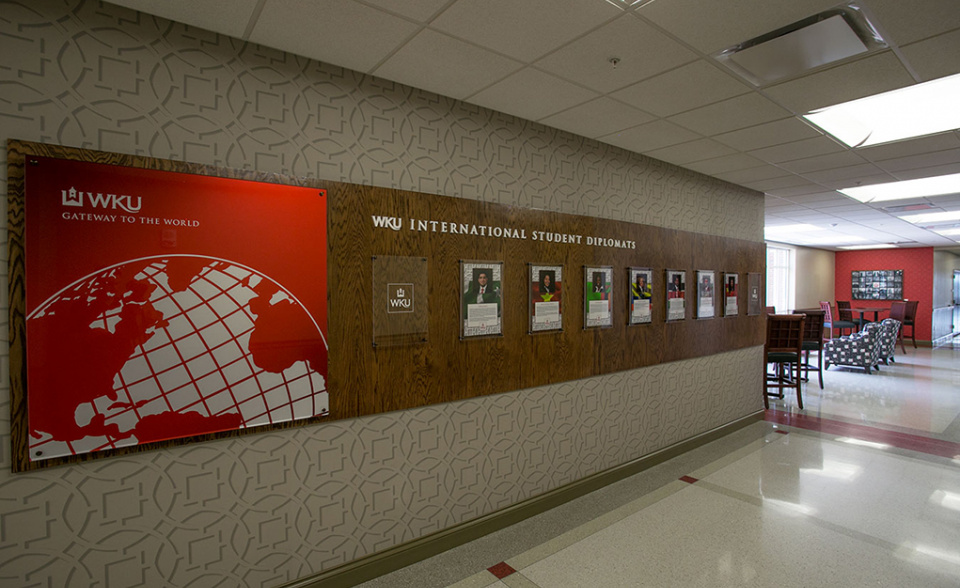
[
  {"left": 460, "top": 261, "right": 503, "bottom": 338},
  {"left": 696, "top": 270, "right": 716, "bottom": 319},
  {"left": 628, "top": 267, "right": 653, "bottom": 325},
  {"left": 584, "top": 266, "right": 613, "bottom": 328},
  {"left": 529, "top": 264, "right": 563, "bottom": 333},
  {"left": 665, "top": 269, "right": 686, "bottom": 321},
  {"left": 723, "top": 272, "right": 739, "bottom": 317}
]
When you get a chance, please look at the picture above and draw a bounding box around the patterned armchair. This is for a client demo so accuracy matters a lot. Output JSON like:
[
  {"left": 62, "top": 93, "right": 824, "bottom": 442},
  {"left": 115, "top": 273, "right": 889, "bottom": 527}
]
[
  {"left": 877, "top": 318, "right": 901, "bottom": 366},
  {"left": 823, "top": 322, "right": 882, "bottom": 375}
]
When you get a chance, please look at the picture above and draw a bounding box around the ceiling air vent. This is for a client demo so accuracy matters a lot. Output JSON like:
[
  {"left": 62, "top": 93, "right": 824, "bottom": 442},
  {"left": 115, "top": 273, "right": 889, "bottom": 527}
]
[
  {"left": 882, "top": 203, "right": 936, "bottom": 213},
  {"left": 712, "top": 4, "right": 886, "bottom": 86}
]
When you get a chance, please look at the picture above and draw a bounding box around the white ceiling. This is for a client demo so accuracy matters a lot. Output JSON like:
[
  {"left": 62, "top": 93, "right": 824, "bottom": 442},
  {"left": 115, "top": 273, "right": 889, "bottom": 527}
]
[{"left": 107, "top": 0, "right": 960, "bottom": 252}]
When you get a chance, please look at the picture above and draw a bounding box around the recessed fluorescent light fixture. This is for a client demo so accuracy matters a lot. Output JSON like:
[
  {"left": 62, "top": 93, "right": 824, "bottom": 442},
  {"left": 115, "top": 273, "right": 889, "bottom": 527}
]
[
  {"left": 840, "top": 172, "right": 960, "bottom": 203},
  {"left": 838, "top": 244, "right": 897, "bottom": 250},
  {"left": 805, "top": 72, "right": 960, "bottom": 147},
  {"left": 713, "top": 5, "right": 885, "bottom": 86},
  {"left": 935, "top": 228, "right": 960, "bottom": 236},
  {"left": 899, "top": 210, "right": 960, "bottom": 224}
]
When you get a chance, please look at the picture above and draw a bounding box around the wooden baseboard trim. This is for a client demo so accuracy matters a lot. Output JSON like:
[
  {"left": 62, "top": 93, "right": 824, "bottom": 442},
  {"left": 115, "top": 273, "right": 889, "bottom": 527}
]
[{"left": 278, "top": 411, "right": 764, "bottom": 588}]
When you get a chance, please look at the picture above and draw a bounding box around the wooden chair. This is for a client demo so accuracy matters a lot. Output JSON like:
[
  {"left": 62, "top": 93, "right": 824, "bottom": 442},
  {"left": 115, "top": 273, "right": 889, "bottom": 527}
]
[
  {"left": 820, "top": 301, "right": 856, "bottom": 339},
  {"left": 837, "top": 300, "right": 870, "bottom": 330},
  {"left": 903, "top": 300, "right": 919, "bottom": 348},
  {"left": 764, "top": 314, "right": 806, "bottom": 409},
  {"left": 765, "top": 306, "right": 776, "bottom": 315},
  {"left": 889, "top": 301, "right": 908, "bottom": 354},
  {"left": 792, "top": 309, "right": 825, "bottom": 389}
]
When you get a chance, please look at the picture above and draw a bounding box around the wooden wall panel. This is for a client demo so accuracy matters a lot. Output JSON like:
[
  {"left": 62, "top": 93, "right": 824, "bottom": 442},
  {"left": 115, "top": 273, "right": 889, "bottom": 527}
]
[
  {"left": 322, "top": 180, "right": 765, "bottom": 420},
  {"left": 8, "top": 140, "right": 764, "bottom": 470}
]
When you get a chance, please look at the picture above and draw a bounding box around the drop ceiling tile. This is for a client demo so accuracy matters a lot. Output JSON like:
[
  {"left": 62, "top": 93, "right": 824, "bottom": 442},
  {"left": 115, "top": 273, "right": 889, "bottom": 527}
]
[
  {"left": 766, "top": 194, "right": 790, "bottom": 205},
  {"left": 362, "top": 0, "right": 451, "bottom": 22},
  {"left": 250, "top": 0, "right": 420, "bottom": 72},
  {"left": 930, "top": 194, "right": 960, "bottom": 206},
  {"left": 468, "top": 68, "right": 599, "bottom": 122},
  {"left": 841, "top": 210, "right": 896, "bottom": 219},
  {"left": 669, "top": 92, "right": 792, "bottom": 136},
  {"left": 899, "top": 29, "right": 960, "bottom": 81},
  {"left": 805, "top": 200, "right": 865, "bottom": 210},
  {"left": 763, "top": 51, "right": 916, "bottom": 113},
  {"left": 749, "top": 135, "right": 847, "bottom": 164},
  {"left": 893, "top": 162, "right": 960, "bottom": 180},
  {"left": 765, "top": 203, "right": 810, "bottom": 214},
  {"left": 765, "top": 183, "right": 833, "bottom": 198},
  {"left": 598, "top": 119, "right": 701, "bottom": 153},
  {"left": 779, "top": 151, "right": 871, "bottom": 174},
  {"left": 716, "top": 164, "right": 792, "bottom": 184},
  {"left": 861, "top": 0, "right": 960, "bottom": 46},
  {"left": 373, "top": 30, "right": 521, "bottom": 100},
  {"left": 857, "top": 132, "right": 960, "bottom": 161},
  {"left": 429, "top": 0, "right": 621, "bottom": 62},
  {"left": 610, "top": 60, "right": 751, "bottom": 117},
  {"left": 875, "top": 148, "right": 960, "bottom": 173},
  {"left": 803, "top": 164, "right": 890, "bottom": 183},
  {"left": 107, "top": 0, "right": 260, "bottom": 38},
  {"left": 684, "top": 153, "right": 767, "bottom": 175},
  {"left": 645, "top": 139, "right": 738, "bottom": 166},
  {"left": 535, "top": 15, "right": 698, "bottom": 94},
  {"left": 779, "top": 212, "right": 843, "bottom": 223},
  {"left": 712, "top": 117, "right": 822, "bottom": 151},
  {"left": 803, "top": 169, "right": 895, "bottom": 189},
  {"left": 745, "top": 174, "right": 815, "bottom": 192},
  {"left": 786, "top": 192, "right": 850, "bottom": 205},
  {"left": 539, "top": 97, "right": 656, "bottom": 139},
  {"left": 817, "top": 203, "right": 873, "bottom": 213},
  {"left": 638, "top": 0, "right": 840, "bottom": 54}
]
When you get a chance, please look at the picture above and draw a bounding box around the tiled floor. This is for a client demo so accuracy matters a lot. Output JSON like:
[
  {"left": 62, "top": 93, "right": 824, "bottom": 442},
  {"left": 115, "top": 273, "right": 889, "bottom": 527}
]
[{"left": 357, "top": 342, "right": 960, "bottom": 588}]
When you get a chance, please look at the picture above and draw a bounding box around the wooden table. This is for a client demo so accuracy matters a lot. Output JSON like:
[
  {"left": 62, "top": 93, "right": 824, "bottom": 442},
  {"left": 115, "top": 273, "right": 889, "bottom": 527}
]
[{"left": 851, "top": 306, "right": 888, "bottom": 326}]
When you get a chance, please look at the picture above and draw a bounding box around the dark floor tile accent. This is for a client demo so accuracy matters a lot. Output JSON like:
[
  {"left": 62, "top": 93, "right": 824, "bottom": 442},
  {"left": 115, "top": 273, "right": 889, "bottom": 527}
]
[
  {"left": 488, "top": 562, "right": 516, "bottom": 579},
  {"left": 679, "top": 475, "right": 698, "bottom": 484},
  {"left": 775, "top": 430, "right": 789, "bottom": 435}
]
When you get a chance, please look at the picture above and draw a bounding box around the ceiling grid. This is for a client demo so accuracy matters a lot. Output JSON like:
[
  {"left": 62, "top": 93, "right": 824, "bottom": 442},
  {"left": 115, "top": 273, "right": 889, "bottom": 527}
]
[{"left": 105, "top": 0, "right": 960, "bottom": 251}]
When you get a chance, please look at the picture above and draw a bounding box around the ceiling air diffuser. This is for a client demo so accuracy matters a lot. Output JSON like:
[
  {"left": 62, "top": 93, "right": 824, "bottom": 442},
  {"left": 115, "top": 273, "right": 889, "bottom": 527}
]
[{"left": 712, "top": 4, "right": 886, "bottom": 86}]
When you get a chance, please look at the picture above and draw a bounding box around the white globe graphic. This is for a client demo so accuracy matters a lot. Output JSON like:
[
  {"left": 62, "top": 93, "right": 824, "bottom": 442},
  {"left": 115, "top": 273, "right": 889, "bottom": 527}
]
[{"left": 27, "top": 255, "right": 328, "bottom": 460}]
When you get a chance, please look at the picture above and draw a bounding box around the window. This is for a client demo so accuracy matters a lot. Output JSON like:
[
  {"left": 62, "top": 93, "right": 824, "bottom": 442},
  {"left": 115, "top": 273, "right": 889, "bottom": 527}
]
[{"left": 766, "top": 245, "right": 794, "bottom": 313}]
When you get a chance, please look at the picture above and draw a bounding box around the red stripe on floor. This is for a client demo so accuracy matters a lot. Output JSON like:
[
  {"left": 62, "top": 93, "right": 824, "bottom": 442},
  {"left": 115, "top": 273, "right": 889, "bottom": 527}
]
[{"left": 765, "top": 410, "right": 960, "bottom": 458}]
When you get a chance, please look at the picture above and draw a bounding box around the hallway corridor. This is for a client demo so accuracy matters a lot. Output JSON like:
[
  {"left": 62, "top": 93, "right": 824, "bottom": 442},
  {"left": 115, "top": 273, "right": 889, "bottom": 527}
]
[{"left": 356, "top": 343, "right": 960, "bottom": 587}]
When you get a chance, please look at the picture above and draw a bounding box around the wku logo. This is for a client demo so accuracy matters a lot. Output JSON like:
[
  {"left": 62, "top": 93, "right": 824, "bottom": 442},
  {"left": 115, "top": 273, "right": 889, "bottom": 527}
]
[
  {"left": 62, "top": 187, "right": 142, "bottom": 214},
  {"left": 371, "top": 215, "right": 402, "bottom": 231},
  {"left": 388, "top": 284, "right": 414, "bottom": 313}
]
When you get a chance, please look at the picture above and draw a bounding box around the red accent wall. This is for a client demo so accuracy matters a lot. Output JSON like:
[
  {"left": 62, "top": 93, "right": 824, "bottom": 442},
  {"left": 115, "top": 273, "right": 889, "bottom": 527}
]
[{"left": 834, "top": 248, "right": 933, "bottom": 342}]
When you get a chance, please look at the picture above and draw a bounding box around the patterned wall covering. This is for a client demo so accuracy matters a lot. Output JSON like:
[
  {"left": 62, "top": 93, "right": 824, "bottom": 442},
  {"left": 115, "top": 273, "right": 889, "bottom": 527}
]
[
  {"left": 834, "top": 248, "right": 934, "bottom": 341},
  {"left": 0, "top": 1, "right": 764, "bottom": 586}
]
